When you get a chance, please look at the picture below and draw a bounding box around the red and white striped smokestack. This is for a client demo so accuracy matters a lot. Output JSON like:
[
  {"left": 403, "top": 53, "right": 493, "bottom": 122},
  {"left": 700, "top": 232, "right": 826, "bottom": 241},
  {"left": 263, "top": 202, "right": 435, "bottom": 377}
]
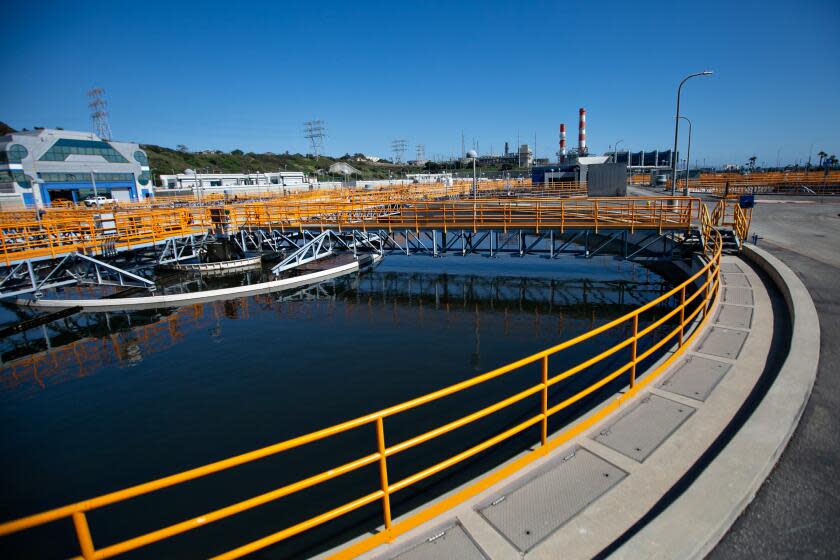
[
  {"left": 578, "top": 108, "right": 587, "bottom": 154},
  {"left": 560, "top": 123, "right": 567, "bottom": 157}
]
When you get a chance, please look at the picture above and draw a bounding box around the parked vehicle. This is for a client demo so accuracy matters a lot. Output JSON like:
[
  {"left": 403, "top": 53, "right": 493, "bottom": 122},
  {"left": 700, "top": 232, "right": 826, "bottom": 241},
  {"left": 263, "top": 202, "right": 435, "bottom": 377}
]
[{"left": 83, "top": 195, "right": 115, "bottom": 207}]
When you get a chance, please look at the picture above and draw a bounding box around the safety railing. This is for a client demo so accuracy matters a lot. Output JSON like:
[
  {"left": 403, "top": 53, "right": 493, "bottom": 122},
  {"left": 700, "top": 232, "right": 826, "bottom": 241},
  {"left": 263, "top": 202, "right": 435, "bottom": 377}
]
[
  {"left": 0, "top": 210, "right": 723, "bottom": 559},
  {"left": 0, "top": 197, "right": 699, "bottom": 266},
  {"left": 711, "top": 199, "right": 752, "bottom": 249}
]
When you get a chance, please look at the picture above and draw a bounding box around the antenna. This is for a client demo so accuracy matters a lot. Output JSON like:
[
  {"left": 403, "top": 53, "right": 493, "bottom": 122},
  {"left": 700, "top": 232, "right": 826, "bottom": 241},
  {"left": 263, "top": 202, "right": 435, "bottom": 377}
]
[
  {"left": 88, "top": 87, "right": 112, "bottom": 140},
  {"left": 416, "top": 144, "right": 425, "bottom": 163},
  {"left": 303, "top": 120, "right": 326, "bottom": 159},
  {"left": 391, "top": 139, "right": 408, "bottom": 163}
]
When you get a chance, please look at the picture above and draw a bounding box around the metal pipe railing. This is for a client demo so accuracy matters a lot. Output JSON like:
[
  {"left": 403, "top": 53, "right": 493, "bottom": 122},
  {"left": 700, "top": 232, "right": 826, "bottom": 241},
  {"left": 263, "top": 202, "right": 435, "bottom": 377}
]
[{"left": 0, "top": 207, "right": 723, "bottom": 560}]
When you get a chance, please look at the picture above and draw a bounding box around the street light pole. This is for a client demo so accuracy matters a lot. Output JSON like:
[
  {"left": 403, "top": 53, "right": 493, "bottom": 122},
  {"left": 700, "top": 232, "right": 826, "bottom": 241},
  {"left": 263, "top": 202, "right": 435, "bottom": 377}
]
[
  {"left": 614, "top": 139, "right": 624, "bottom": 163},
  {"left": 671, "top": 71, "right": 713, "bottom": 195},
  {"left": 676, "top": 116, "right": 692, "bottom": 194},
  {"left": 467, "top": 149, "right": 478, "bottom": 198}
]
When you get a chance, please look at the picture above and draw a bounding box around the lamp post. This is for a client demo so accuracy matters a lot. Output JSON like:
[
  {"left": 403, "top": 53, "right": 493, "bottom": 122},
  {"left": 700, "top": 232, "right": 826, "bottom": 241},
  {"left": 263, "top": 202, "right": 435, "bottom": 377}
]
[
  {"left": 671, "top": 71, "right": 713, "bottom": 195},
  {"left": 613, "top": 139, "right": 624, "bottom": 163},
  {"left": 467, "top": 149, "right": 478, "bottom": 197},
  {"left": 676, "top": 116, "right": 692, "bottom": 193}
]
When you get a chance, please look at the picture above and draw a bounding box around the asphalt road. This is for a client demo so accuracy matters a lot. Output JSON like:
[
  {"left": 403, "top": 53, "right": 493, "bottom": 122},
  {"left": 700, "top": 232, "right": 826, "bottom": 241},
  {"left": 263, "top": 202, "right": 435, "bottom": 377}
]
[{"left": 710, "top": 199, "right": 840, "bottom": 558}]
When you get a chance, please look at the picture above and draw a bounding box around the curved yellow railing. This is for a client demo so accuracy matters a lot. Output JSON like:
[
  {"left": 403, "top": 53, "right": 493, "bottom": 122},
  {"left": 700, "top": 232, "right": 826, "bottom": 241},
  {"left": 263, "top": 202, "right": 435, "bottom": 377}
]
[{"left": 0, "top": 205, "right": 722, "bottom": 560}]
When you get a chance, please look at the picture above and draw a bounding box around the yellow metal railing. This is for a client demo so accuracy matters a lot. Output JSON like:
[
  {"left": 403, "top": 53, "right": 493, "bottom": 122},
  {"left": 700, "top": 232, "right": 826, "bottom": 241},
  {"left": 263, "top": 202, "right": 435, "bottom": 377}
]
[
  {"left": 0, "top": 197, "right": 699, "bottom": 266},
  {"left": 0, "top": 208, "right": 723, "bottom": 560},
  {"left": 711, "top": 199, "right": 752, "bottom": 249}
]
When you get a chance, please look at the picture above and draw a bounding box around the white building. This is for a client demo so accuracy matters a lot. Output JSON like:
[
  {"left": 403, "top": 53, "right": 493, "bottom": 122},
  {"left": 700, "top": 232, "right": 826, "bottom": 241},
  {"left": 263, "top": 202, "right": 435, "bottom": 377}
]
[
  {"left": 328, "top": 162, "right": 360, "bottom": 176},
  {"left": 0, "top": 128, "right": 151, "bottom": 208},
  {"left": 156, "top": 171, "right": 309, "bottom": 196}
]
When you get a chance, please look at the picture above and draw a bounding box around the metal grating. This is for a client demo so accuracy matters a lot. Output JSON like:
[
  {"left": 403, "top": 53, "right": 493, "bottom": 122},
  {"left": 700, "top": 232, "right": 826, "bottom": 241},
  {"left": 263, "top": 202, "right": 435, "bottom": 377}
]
[
  {"left": 714, "top": 304, "right": 754, "bottom": 329},
  {"left": 658, "top": 355, "right": 732, "bottom": 401},
  {"left": 593, "top": 394, "right": 695, "bottom": 462},
  {"left": 722, "top": 272, "right": 751, "bottom": 287},
  {"left": 389, "top": 523, "right": 488, "bottom": 560},
  {"left": 696, "top": 326, "right": 749, "bottom": 359},
  {"left": 720, "top": 262, "right": 744, "bottom": 273},
  {"left": 478, "top": 447, "right": 626, "bottom": 552},
  {"left": 722, "top": 286, "right": 754, "bottom": 306}
]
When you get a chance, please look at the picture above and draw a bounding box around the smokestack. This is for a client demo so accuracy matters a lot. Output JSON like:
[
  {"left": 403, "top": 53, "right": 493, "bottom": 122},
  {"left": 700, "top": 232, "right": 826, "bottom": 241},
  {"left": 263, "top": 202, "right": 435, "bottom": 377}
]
[
  {"left": 578, "top": 108, "right": 587, "bottom": 155},
  {"left": 560, "top": 123, "right": 567, "bottom": 159},
  {"left": 504, "top": 141, "right": 509, "bottom": 156}
]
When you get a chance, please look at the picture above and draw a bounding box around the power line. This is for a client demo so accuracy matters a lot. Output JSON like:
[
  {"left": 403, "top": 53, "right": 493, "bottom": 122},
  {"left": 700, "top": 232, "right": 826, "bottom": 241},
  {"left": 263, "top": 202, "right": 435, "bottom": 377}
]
[
  {"left": 88, "top": 87, "right": 112, "bottom": 140},
  {"left": 391, "top": 139, "right": 408, "bottom": 163},
  {"left": 303, "top": 120, "right": 326, "bottom": 159},
  {"left": 416, "top": 144, "right": 425, "bottom": 162}
]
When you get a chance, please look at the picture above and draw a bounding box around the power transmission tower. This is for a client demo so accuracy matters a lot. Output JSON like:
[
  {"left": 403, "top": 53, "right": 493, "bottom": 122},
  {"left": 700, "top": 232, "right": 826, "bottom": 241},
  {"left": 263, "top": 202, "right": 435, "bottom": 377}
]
[
  {"left": 416, "top": 144, "right": 425, "bottom": 163},
  {"left": 303, "top": 120, "right": 326, "bottom": 159},
  {"left": 88, "top": 87, "right": 112, "bottom": 140},
  {"left": 391, "top": 139, "right": 408, "bottom": 163}
]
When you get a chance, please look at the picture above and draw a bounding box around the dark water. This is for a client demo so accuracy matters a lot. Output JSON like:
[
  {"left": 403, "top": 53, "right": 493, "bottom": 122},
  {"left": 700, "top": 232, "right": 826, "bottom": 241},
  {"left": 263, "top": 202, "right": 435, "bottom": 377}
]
[{"left": 0, "top": 254, "right": 688, "bottom": 558}]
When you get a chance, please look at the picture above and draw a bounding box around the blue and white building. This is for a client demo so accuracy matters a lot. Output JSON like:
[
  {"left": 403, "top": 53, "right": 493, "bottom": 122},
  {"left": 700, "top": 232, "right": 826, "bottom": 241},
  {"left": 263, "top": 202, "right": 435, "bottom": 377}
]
[{"left": 0, "top": 128, "right": 152, "bottom": 208}]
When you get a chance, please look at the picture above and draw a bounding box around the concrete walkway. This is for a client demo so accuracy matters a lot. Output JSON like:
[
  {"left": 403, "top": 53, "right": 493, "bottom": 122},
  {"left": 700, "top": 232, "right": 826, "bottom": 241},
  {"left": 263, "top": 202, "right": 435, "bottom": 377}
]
[
  {"left": 710, "top": 199, "right": 840, "bottom": 558},
  {"left": 338, "top": 256, "right": 776, "bottom": 560}
]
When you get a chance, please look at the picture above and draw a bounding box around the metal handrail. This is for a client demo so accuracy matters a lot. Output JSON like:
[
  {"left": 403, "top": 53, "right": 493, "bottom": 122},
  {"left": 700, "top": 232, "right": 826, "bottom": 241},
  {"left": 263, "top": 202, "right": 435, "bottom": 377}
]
[
  {"left": 0, "top": 197, "right": 698, "bottom": 266},
  {"left": 0, "top": 206, "right": 723, "bottom": 559}
]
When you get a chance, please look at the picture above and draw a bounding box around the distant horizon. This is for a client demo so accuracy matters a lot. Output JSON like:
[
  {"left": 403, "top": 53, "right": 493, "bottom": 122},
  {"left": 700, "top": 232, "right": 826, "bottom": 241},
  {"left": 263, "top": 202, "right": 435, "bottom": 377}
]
[
  {"left": 1, "top": 120, "right": 834, "bottom": 170},
  {"left": 3, "top": 0, "right": 838, "bottom": 167}
]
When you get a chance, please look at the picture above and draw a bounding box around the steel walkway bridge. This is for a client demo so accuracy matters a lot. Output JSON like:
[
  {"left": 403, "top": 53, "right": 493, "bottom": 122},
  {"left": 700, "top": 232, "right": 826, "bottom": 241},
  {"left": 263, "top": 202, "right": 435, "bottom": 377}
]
[{"left": 0, "top": 196, "right": 716, "bottom": 298}]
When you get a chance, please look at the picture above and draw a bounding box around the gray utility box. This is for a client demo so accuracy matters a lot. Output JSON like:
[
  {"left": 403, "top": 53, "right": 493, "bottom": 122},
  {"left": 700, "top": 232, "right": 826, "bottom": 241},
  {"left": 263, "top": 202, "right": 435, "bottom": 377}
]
[{"left": 586, "top": 163, "right": 627, "bottom": 197}]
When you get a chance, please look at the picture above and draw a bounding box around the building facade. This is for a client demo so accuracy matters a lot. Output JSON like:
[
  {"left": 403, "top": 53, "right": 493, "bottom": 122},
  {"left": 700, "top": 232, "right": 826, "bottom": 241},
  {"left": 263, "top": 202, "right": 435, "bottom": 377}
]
[
  {"left": 157, "top": 171, "right": 308, "bottom": 195},
  {"left": 0, "top": 128, "right": 152, "bottom": 208}
]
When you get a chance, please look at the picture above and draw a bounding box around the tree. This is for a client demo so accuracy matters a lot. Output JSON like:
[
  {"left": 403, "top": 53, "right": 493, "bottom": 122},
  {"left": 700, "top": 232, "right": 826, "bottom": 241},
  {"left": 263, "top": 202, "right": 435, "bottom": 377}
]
[
  {"left": 231, "top": 149, "right": 244, "bottom": 156},
  {"left": 747, "top": 156, "right": 757, "bottom": 171},
  {"left": 817, "top": 150, "right": 827, "bottom": 168},
  {"left": 176, "top": 144, "right": 189, "bottom": 153}
]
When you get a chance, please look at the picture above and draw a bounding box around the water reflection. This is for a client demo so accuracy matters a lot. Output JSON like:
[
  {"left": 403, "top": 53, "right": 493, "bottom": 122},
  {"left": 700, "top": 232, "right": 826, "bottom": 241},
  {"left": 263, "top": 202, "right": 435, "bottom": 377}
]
[
  {"left": 0, "top": 256, "right": 682, "bottom": 558},
  {"left": 1, "top": 263, "right": 673, "bottom": 397}
]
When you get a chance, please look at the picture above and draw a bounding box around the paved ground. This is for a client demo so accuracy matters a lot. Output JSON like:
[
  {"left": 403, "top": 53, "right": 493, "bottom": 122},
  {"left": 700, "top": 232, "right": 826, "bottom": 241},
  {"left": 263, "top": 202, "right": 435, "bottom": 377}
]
[{"left": 711, "top": 199, "right": 840, "bottom": 559}]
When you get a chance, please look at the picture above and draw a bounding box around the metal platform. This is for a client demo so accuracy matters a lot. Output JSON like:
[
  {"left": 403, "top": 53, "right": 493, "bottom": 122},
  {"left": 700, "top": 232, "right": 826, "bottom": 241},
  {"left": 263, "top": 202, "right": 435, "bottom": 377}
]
[
  {"left": 477, "top": 447, "right": 626, "bottom": 551},
  {"left": 720, "top": 262, "right": 745, "bottom": 273},
  {"left": 714, "top": 304, "right": 754, "bottom": 329},
  {"left": 696, "top": 326, "right": 749, "bottom": 359},
  {"left": 593, "top": 394, "right": 695, "bottom": 462},
  {"left": 722, "top": 286, "right": 754, "bottom": 306},
  {"left": 387, "top": 523, "right": 487, "bottom": 560},
  {"left": 721, "top": 272, "right": 751, "bottom": 287},
  {"left": 658, "top": 355, "right": 732, "bottom": 401}
]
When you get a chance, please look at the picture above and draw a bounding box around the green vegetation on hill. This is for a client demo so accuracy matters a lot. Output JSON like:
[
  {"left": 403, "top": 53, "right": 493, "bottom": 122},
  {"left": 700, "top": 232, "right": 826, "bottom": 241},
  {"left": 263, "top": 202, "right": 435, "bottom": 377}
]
[{"left": 142, "top": 145, "right": 425, "bottom": 182}]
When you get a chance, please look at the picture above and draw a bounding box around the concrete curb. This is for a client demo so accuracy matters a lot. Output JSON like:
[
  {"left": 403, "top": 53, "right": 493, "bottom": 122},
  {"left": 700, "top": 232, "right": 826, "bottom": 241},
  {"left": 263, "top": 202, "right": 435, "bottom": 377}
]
[{"left": 613, "top": 245, "right": 820, "bottom": 559}]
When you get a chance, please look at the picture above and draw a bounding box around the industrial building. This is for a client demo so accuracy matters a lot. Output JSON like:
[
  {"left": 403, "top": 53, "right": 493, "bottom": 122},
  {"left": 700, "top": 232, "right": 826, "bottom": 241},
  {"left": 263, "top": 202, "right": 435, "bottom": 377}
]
[
  {"left": 157, "top": 170, "right": 308, "bottom": 195},
  {"left": 0, "top": 128, "right": 151, "bottom": 208},
  {"left": 475, "top": 143, "right": 532, "bottom": 167}
]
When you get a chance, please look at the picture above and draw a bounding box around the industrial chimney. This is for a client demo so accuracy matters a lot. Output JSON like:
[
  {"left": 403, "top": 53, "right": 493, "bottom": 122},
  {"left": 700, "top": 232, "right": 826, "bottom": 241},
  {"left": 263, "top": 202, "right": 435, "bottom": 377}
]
[
  {"left": 504, "top": 141, "right": 509, "bottom": 156},
  {"left": 578, "top": 108, "right": 587, "bottom": 155},
  {"left": 559, "top": 123, "right": 567, "bottom": 160}
]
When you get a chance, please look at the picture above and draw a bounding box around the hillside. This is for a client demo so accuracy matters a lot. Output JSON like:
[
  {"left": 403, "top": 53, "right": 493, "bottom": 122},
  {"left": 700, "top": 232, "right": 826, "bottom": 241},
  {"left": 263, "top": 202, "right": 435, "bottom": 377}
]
[{"left": 142, "top": 145, "right": 424, "bottom": 182}]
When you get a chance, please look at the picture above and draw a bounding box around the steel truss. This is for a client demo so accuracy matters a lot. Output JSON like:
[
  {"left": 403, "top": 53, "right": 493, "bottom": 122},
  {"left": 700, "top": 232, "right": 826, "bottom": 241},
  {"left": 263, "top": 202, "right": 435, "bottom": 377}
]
[
  {"left": 376, "top": 228, "right": 686, "bottom": 260},
  {"left": 156, "top": 234, "right": 211, "bottom": 264},
  {"left": 271, "top": 230, "right": 383, "bottom": 274},
  {"left": 0, "top": 253, "right": 155, "bottom": 298}
]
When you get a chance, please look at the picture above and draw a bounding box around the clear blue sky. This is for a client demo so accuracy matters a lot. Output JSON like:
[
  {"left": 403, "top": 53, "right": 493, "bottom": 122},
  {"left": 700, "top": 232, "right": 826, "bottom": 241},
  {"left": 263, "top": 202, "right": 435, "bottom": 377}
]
[{"left": 3, "top": 0, "right": 838, "bottom": 166}]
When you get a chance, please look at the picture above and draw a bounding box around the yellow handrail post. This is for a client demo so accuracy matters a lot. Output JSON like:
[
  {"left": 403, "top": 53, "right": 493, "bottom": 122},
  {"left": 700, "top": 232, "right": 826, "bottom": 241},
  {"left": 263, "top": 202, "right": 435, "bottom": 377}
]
[
  {"left": 678, "top": 285, "right": 686, "bottom": 346},
  {"left": 72, "top": 511, "right": 95, "bottom": 560},
  {"left": 375, "top": 417, "right": 393, "bottom": 541},
  {"left": 540, "top": 355, "right": 548, "bottom": 450},
  {"left": 630, "top": 314, "right": 639, "bottom": 387}
]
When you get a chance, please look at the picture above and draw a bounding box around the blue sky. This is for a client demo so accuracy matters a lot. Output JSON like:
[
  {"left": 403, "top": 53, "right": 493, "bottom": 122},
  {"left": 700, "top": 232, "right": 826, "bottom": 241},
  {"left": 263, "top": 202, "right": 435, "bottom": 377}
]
[{"left": 3, "top": 0, "right": 838, "bottom": 166}]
